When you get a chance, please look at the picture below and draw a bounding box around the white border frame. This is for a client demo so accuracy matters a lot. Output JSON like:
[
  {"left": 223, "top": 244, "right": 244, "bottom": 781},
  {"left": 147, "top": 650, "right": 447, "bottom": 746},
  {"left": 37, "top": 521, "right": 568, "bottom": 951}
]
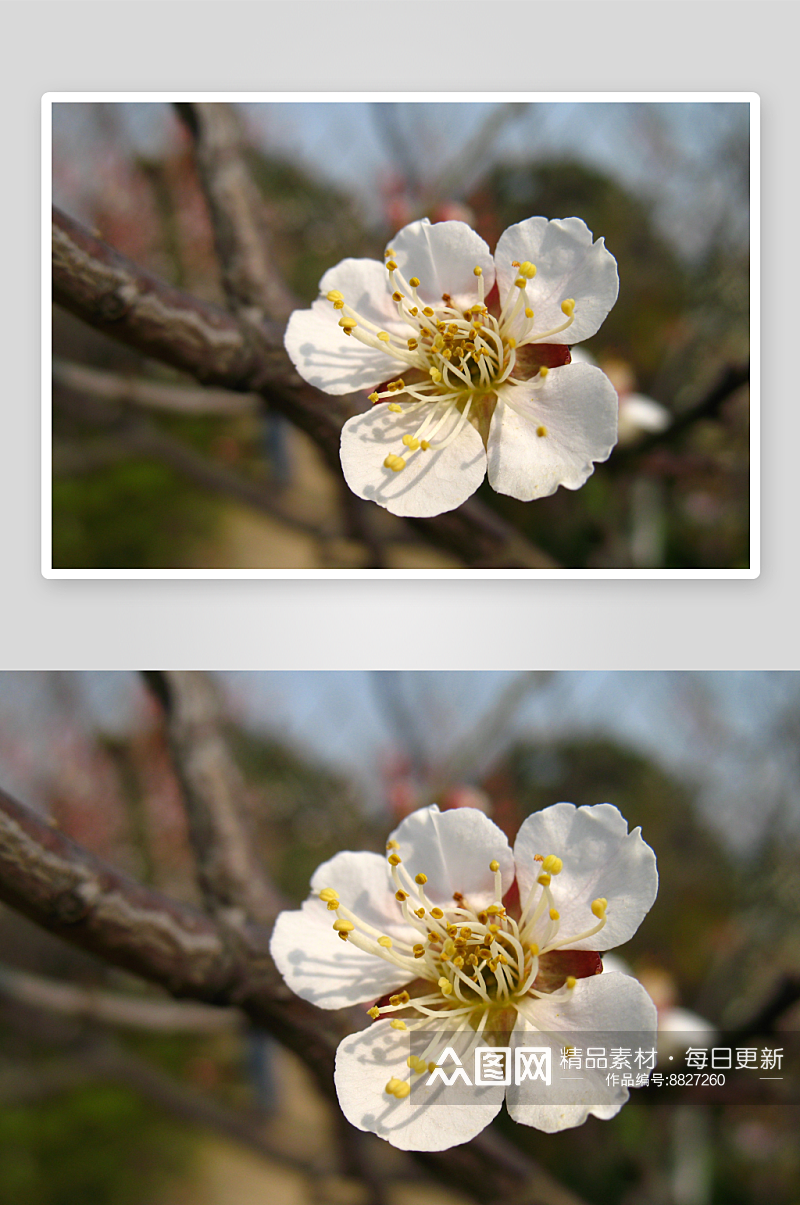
[{"left": 42, "top": 92, "right": 760, "bottom": 581}]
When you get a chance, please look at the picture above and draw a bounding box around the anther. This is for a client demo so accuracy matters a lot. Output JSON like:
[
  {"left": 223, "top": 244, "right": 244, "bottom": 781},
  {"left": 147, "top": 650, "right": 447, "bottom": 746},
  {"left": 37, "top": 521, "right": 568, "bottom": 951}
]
[
  {"left": 489, "top": 860, "right": 500, "bottom": 872},
  {"left": 402, "top": 435, "right": 420, "bottom": 450},
  {"left": 383, "top": 455, "right": 406, "bottom": 472},
  {"left": 377, "top": 331, "right": 391, "bottom": 342},
  {"left": 430, "top": 907, "right": 444, "bottom": 919},
  {"left": 319, "top": 889, "right": 339, "bottom": 903},
  {"left": 519, "top": 261, "right": 537, "bottom": 278},
  {"left": 420, "top": 440, "right": 430, "bottom": 451},
  {"left": 438, "top": 977, "right": 453, "bottom": 996},
  {"left": 385, "top": 260, "right": 398, "bottom": 272},
  {"left": 389, "top": 991, "right": 410, "bottom": 1006},
  {"left": 326, "top": 290, "right": 343, "bottom": 303},
  {"left": 539, "top": 367, "right": 549, "bottom": 378},
  {"left": 368, "top": 392, "right": 379, "bottom": 403},
  {"left": 386, "top": 841, "right": 399, "bottom": 850},
  {"left": 415, "top": 873, "right": 428, "bottom": 885},
  {"left": 395, "top": 890, "right": 408, "bottom": 901},
  {"left": 542, "top": 856, "right": 563, "bottom": 875},
  {"left": 537, "top": 873, "right": 551, "bottom": 886},
  {"left": 333, "top": 919, "right": 354, "bottom": 932},
  {"left": 414, "top": 907, "right": 425, "bottom": 918},
  {"left": 388, "top": 853, "right": 402, "bottom": 866},
  {"left": 409, "top": 277, "right": 420, "bottom": 288},
  {"left": 385, "top": 1077, "right": 410, "bottom": 1099},
  {"left": 391, "top": 1019, "right": 408, "bottom": 1030},
  {"left": 473, "top": 266, "right": 483, "bottom": 277},
  {"left": 368, "top": 1006, "right": 380, "bottom": 1019},
  {"left": 377, "top": 936, "right": 393, "bottom": 948},
  {"left": 591, "top": 898, "right": 608, "bottom": 918},
  {"left": 388, "top": 404, "right": 403, "bottom": 413},
  {"left": 549, "top": 909, "right": 560, "bottom": 921},
  {"left": 536, "top": 426, "right": 548, "bottom": 437},
  {"left": 566, "top": 976, "right": 577, "bottom": 990},
  {"left": 561, "top": 299, "right": 575, "bottom": 316}
]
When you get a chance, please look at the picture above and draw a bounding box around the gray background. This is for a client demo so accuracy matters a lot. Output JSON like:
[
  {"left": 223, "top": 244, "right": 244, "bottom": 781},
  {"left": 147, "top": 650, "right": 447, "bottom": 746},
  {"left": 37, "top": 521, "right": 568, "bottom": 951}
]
[{"left": 4, "top": 1, "right": 790, "bottom": 669}]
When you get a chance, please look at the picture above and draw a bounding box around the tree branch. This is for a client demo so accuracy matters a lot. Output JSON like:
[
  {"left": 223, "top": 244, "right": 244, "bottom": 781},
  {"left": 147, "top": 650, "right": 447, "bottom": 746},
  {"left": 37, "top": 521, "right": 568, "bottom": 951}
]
[
  {"left": 174, "top": 102, "right": 296, "bottom": 323},
  {"left": 143, "top": 672, "right": 282, "bottom": 927},
  {"left": 0, "top": 780, "right": 587, "bottom": 1204},
  {"left": 610, "top": 363, "right": 750, "bottom": 469},
  {"left": 0, "top": 963, "right": 241, "bottom": 1032},
  {"left": 52, "top": 206, "right": 560, "bottom": 568},
  {"left": 53, "top": 358, "right": 260, "bottom": 416}
]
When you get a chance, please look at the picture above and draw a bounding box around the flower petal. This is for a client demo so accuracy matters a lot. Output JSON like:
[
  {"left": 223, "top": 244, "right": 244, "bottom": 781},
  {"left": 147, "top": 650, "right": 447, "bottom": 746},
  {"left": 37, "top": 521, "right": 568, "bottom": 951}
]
[
  {"left": 495, "top": 217, "right": 619, "bottom": 344},
  {"left": 284, "top": 257, "right": 402, "bottom": 395},
  {"left": 340, "top": 403, "right": 486, "bottom": 517},
  {"left": 514, "top": 803, "right": 658, "bottom": 951},
  {"left": 506, "top": 972, "right": 657, "bottom": 1132},
  {"left": 269, "top": 851, "right": 412, "bottom": 1009},
  {"left": 389, "top": 805, "right": 514, "bottom": 911},
  {"left": 390, "top": 219, "right": 495, "bottom": 308},
  {"left": 487, "top": 363, "right": 618, "bottom": 501},
  {"left": 335, "top": 1019, "right": 504, "bottom": 1151}
]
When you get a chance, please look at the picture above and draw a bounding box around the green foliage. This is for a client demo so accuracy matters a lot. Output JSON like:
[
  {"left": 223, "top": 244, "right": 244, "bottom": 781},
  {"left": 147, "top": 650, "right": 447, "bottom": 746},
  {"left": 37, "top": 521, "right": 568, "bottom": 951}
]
[
  {"left": 0, "top": 1082, "right": 191, "bottom": 1205},
  {"left": 52, "top": 459, "right": 219, "bottom": 570}
]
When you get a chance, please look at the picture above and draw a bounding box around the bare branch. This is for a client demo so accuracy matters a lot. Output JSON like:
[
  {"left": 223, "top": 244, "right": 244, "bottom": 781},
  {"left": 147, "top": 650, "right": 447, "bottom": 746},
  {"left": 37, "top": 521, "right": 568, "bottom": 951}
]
[
  {"left": 52, "top": 206, "right": 560, "bottom": 568},
  {"left": 0, "top": 783, "right": 236, "bottom": 998},
  {"left": 610, "top": 363, "right": 750, "bottom": 469},
  {"left": 53, "top": 359, "right": 260, "bottom": 416},
  {"left": 0, "top": 781, "right": 587, "bottom": 1204},
  {"left": 175, "top": 102, "right": 296, "bottom": 323},
  {"left": 0, "top": 964, "right": 241, "bottom": 1033},
  {"left": 143, "top": 672, "right": 282, "bottom": 927}
]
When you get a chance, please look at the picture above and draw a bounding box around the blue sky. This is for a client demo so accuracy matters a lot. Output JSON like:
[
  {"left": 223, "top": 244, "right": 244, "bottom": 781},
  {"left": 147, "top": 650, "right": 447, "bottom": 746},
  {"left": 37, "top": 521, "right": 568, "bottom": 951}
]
[{"left": 52, "top": 99, "right": 750, "bottom": 262}]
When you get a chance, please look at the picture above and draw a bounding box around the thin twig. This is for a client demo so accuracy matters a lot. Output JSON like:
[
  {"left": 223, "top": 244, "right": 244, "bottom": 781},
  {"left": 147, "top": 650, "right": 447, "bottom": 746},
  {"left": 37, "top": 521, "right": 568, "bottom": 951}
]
[
  {"left": 53, "top": 358, "right": 260, "bottom": 416},
  {"left": 0, "top": 963, "right": 241, "bottom": 1033}
]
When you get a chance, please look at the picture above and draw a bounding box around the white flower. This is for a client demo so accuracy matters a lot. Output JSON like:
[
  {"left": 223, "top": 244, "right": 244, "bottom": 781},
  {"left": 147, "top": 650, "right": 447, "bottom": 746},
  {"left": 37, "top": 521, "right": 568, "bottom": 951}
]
[
  {"left": 271, "top": 803, "right": 658, "bottom": 1151},
  {"left": 284, "top": 218, "right": 620, "bottom": 517}
]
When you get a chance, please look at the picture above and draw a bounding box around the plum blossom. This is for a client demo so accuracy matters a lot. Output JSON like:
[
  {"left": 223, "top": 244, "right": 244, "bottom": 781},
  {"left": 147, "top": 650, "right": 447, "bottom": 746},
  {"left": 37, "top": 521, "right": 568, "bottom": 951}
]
[
  {"left": 284, "top": 217, "right": 621, "bottom": 517},
  {"left": 270, "top": 803, "right": 658, "bottom": 1151}
]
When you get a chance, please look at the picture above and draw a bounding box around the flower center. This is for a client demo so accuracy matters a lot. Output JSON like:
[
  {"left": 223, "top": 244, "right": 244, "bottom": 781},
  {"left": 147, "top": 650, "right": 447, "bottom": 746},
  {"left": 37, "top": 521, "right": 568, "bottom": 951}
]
[
  {"left": 320, "top": 839, "right": 607, "bottom": 1096},
  {"left": 327, "top": 251, "right": 576, "bottom": 473}
]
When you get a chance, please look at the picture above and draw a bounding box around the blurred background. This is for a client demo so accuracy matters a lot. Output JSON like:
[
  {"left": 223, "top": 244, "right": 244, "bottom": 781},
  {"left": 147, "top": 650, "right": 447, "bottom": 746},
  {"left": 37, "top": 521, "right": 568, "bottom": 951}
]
[
  {"left": 51, "top": 100, "right": 751, "bottom": 570},
  {"left": 0, "top": 670, "right": 797, "bottom": 1205}
]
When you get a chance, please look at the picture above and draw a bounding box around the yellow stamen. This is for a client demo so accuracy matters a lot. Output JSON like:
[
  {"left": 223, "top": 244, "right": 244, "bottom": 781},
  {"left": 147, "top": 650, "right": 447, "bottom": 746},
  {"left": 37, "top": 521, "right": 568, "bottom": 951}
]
[{"left": 542, "top": 856, "right": 563, "bottom": 875}]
